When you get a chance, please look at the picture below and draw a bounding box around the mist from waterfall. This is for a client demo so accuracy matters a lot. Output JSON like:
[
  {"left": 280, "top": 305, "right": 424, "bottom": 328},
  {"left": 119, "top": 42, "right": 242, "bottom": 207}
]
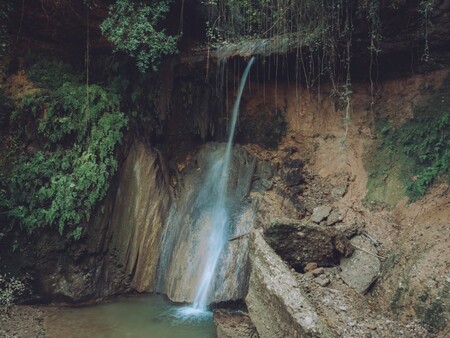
[{"left": 157, "top": 57, "right": 255, "bottom": 316}]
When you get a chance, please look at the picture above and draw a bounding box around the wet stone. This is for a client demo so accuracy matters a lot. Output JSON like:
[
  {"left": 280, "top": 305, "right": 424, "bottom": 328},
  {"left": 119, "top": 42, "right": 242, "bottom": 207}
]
[{"left": 252, "top": 178, "right": 273, "bottom": 192}]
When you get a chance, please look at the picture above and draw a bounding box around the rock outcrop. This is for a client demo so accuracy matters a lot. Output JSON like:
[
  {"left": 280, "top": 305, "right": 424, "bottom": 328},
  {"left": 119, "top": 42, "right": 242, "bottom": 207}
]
[
  {"left": 264, "top": 221, "right": 354, "bottom": 272},
  {"left": 34, "top": 141, "right": 171, "bottom": 301},
  {"left": 158, "top": 143, "right": 256, "bottom": 303},
  {"left": 246, "top": 229, "right": 332, "bottom": 338},
  {"left": 102, "top": 142, "right": 171, "bottom": 293}
]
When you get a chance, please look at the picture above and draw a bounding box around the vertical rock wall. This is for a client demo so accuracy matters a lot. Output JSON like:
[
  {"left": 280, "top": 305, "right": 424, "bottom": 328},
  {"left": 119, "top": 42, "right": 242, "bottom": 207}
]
[
  {"left": 33, "top": 141, "right": 171, "bottom": 301},
  {"left": 104, "top": 142, "right": 171, "bottom": 293},
  {"left": 157, "top": 143, "right": 256, "bottom": 304}
]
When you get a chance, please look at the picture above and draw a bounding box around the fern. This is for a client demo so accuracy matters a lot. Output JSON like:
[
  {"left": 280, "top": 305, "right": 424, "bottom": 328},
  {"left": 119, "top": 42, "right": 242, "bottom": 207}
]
[{"left": 5, "top": 58, "right": 128, "bottom": 239}]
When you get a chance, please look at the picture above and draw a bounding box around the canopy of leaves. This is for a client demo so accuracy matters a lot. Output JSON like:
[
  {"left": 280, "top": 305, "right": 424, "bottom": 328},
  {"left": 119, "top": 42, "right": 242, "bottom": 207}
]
[
  {"left": 100, "top": 0, "right": 178, "bottom": 72},
  {"left": 1, "top": 58, "right": 128, "bottom": 239}
]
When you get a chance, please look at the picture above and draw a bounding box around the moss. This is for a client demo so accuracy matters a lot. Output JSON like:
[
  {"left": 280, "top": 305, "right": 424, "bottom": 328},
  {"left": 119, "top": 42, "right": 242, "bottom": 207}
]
[
  {"left": 417, "top": 285, "right": 450, "bottom": 333},
  {"left": 363, "top": 137, "right": 413, "bottom": 209},
  {"left": 364, "top": 75, "right": 450, "bottom": 205},
  {"left": 390, "top": 277, "right": 410, "bottom": 314}
]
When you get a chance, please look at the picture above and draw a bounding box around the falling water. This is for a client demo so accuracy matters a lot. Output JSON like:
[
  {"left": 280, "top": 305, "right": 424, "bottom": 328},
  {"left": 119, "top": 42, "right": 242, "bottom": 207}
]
[
  {"left": 157, "top": 57, "right": 255, "bottom": 316},
  {"left": 191, "top": 56, "right": 255, "bottom": 310}
]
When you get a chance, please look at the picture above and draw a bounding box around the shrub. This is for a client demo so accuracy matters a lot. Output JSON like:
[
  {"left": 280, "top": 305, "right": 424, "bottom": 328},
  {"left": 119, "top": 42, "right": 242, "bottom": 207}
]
[
  {"left": 4, "top": 58, "right": 128, "bottom": 239},
  {"left": 100, "top": 0, "right": 178, "bottom": 72}
]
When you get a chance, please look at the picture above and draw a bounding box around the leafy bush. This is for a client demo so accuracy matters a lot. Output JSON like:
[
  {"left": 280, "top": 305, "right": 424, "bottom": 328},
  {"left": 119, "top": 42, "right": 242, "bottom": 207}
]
[
  {"left": 4, "top": 58, "right": 128, "bottom": 239},
  {"left": 27, "top": 58, "right": 81, "bottom": 89},
  {"left": 100, "top": 0, "right": 178, "bottom": 72}
]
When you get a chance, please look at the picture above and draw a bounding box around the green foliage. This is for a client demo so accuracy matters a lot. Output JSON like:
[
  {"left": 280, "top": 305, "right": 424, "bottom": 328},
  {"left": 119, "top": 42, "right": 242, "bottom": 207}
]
[
  {"left": 4, "top": 58, "right": 127, "bottom": 239},
  {"left": 100, "top": 0, "right": 178, "bottom": 72},
  {"left": 370, "top": 76, "right": 450, "bottom": 202},
  {"left": 417, "top": 284, "right": 449, "bottom": 333},
  {"left": 27, "top": 57, "right": 81, "bottom": 89}
]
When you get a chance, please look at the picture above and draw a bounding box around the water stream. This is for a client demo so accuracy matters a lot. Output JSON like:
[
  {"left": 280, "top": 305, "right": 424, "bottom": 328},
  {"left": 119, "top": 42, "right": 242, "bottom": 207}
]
[
  {"left": 192, "top": 56, "right": 255, "bottom": 310},
  {"left": 157, "top": 57, "right": 255, "bottom": 316}
]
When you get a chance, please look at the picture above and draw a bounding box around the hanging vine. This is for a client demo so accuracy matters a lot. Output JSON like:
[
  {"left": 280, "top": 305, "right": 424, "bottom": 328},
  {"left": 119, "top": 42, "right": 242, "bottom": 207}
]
[{"left": 418, "top": 0, "right": 435, "bottom": 62}]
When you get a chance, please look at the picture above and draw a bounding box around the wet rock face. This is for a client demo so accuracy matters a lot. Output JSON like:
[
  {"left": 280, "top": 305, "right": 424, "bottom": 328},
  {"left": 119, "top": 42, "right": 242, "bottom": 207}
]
[
  {"left": 265, "top": 222, "right": 354, "bottom": 272},
  {"left": 158, "top": 143, "right": 256, "bottom": 304},
  {"left": 32, "top": 142, "right": 171, "bottom": 301}
]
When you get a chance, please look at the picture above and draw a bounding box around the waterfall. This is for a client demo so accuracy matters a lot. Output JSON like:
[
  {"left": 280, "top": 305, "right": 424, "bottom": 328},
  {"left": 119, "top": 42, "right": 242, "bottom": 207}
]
[
  {"left": 157, "top": 57, "right": 255, "bottom": 315},
  {"left": 193, "top": 57, "right": 255, "bottom": 310}
]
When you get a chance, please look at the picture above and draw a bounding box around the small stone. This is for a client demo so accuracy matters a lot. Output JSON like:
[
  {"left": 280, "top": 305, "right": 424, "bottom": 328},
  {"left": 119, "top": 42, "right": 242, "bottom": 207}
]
[
  {"left": 304, "top": 262, "right": 318, "bottom": 272},
  {"left": 283, "top": 146, "right": 298, "bottom": 155},
  {"left": 296, "top": 231, "right": 306, "bottom": 238},
  {"left": 261, "top": 179, "right": 273, "bottom": 190},
  {"left": 326, "top": 211, "right": 343, "bottom": 226},
  {"left": 311, "top": 205, "right": 332, "bottom": 223},
  {"left": 312, "top": 267, "right": 325, "bottom": 276},
  {"left": 314, "top": 275, "right": 330, "bottom": 287},
  {"left": 366, "top": 323, "right": 377, "bottom": 330},
  {"left": 331, "top": 186, "right": 347, "bottom": 199}
]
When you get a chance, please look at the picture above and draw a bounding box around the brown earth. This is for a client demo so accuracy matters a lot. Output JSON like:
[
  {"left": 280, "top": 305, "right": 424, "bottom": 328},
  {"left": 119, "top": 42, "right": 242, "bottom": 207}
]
[
  {"left": 0, "top": 305, "right": 47, "bottom": 338},
  {"left": 239, "top": 68, "right": 450, "bottom": 336}
]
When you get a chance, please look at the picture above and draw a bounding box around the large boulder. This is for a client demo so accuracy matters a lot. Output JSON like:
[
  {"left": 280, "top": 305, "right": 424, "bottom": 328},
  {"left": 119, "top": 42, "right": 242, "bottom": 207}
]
[
  {"left": 265, "top": 221, "right": 354, "bottom": 272},
  {"left": 246, "top": 230, "right": 332, "bottom": 338}
]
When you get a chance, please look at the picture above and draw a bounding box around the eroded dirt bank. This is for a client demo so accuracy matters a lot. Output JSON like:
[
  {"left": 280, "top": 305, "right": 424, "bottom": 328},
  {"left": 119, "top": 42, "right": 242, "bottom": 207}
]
[{"left": 232, "top": 69, "right": 449, "bottom": 337}]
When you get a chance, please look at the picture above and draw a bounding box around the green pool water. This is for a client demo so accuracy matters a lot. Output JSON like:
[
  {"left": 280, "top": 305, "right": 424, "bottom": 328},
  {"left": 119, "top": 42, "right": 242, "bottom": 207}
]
[{"left": 44, "top": 295, "right": 217, "bottom": 338}]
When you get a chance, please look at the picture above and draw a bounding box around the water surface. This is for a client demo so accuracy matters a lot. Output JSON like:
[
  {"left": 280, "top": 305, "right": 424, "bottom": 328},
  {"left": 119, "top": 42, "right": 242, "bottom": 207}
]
[{"left": 44, "top": 295, "right": 217, "bottom": 338}]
